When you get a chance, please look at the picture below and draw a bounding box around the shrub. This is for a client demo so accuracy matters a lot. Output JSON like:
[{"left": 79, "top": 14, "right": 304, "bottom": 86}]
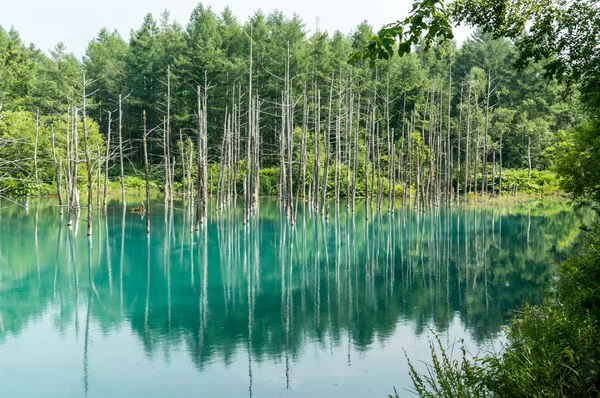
[
  {"left": 124, "top": 176, "right": 146, "bottom": 190},
  {"left": 259, "top": 167, "right": 279, "bottom": 196},
  {"left": 484, "top": 303, "right": 599, "bottom": 397},
  {"left": 501, "top": 169, "right": 560, "bottom": 195},
  {"left": 397, "top": 332, "right": 490, "bottom": 398},
  {"left": 0, "top": 179, "right": 53, "bottom": 197}
]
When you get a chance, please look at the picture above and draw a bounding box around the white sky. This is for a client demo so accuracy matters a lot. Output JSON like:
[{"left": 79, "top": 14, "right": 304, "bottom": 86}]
[{"left": 1, "top": 0, "right": 472, "bottom": 58}]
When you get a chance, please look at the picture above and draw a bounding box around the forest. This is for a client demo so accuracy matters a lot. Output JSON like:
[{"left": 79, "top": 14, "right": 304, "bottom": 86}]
[
  {"left": 0, "top": 4, "right": 580, "bottom": 226},
  {"left": 1, "top": 1, "right": 600, "bottom": 397}
]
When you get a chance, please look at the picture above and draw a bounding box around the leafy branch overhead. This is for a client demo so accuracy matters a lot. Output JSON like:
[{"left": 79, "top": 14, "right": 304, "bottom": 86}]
[
  {"left": 350, "top": 0, "right": 600, "bottom": 108},
  {"left": 348, "top": 0, "right": 454, "bottom": 67}
]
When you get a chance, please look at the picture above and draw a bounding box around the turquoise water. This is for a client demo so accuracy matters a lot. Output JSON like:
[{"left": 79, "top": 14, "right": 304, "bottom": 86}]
[{"left": 0, "top": 198, "right": 589, "bottom": 397}]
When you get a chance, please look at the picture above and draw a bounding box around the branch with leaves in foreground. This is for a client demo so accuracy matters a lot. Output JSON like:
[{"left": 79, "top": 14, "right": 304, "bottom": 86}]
[{"left": 348, "top": 0, "right": 454, "bottom": 67}]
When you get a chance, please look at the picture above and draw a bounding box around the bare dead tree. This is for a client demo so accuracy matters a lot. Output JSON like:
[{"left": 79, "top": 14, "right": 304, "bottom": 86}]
[
  {"left": 143, "top": 110, "right": 151, "bottom": 234},
  {"left": 118, "top": 94, "right": 126, "bottom": 208},
  {"left": 34, "top": 107, "right": 39, "bottom": 184},
  {"left": 82, "top": 74, "right": 93, "bottom": 236},
  {"left": 51, "top": 123, "right": 63, "bottom": 216},
  {"left": 103, "top": 110, "right": 112, "bottom": 209}
]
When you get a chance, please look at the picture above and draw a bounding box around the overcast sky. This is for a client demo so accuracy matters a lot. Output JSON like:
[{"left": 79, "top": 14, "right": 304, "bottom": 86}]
[{"left": 1, "top": 0, "right": 472, "bottom": 57}]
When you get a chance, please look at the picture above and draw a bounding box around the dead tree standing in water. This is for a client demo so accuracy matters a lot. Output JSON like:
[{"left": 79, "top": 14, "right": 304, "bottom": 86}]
[
  {"left": 103, "top": 110, "right": 112, "bottom": 209},
  {"left": 118, "top": 94, "right": 126, "bottom": 208},
  {"left": 142, "top": 111, "right": 151, "bottom": 234},
  {"left": 51, "top": 124, "right": 63, "bottom": 216},
  {"left": 321, "top": 73, "right": 334, "bottom": 216},
  {"left": 82, "top": 75, "right": 93, "bottom": 236}
]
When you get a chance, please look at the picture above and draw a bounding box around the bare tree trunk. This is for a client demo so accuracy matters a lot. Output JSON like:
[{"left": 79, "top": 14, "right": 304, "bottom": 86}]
[
  {"left": 68, "top": 107, "right": 80, "bottom": 225},
  {"left": 492, "top": 150, "right": 496, "bottom": 197},
  {"left": 386, "top": 73, "right": 393, "bottom": 212},
  {"left": 103, "top": 111, "right": 112, "bottom": 209},
  {"left": 66, "top": 106, "right": 73, "bottom": 226},
  {"left": 499, "top": 130, "right": 503, "bottom": 195},
  {"left": 365, "top": 111, "right": 370, "bottom": 220},
  {"left": 296, "top": 87, "right": 308, "bottom": 203},
  {"left": 482, "top": 71, "right": 491, "bottom": 195},
  {"left": 474, "top": 94, "right": 480, "bottom": 196},
  {"left": 253, "top": 97, "right": 260, "bottom": 211},
  {"left": 527, "top": 135, "right": 532, "bottom": 180},
  {"left": 73, "top": 107, "right": 80, "bottom": 210},
  {"left": 171, "top": 156, "right": 176, "bottom": 205},
  {"left": 187, "top": 138, "right": 194, "bottom": 216},
  {"left": 163, "top": 117, "right": 169, "bottom": 207},
  {"left": 217, "top": 110, "right": 228, "bottom": 210},
  {"left": 370, "top": 107, "right": 375, "bottom": 210},
  {"left": 465, "top": 83, "right": 472, "bottom": 197},
  {"left": 352, "top": 92, "right": 360, "bottom": 211},
  {"left": 401, "top": 89, "right": 406, "bottom": 206},
  {"left": 233, "top": 84, "right": 240, "bottom": 200},
  {"left": 143, "top": 111, "right": 151, "bottom": 234},
  {"left": 279, "top": 93, "right": 287, "bottom": 210},
  {"left": 427, "top": 88, "right": 435, "bottom": 205},
  {"left": 82, "top": 75, "right": 93, "bottom": 236},
  {"left": 376, "top": 122, "right": 382, "bottom": 211},
  {"left": 446, "top": 63, "right": 452, "bottom": 203},
  {"left": 196, "top": 85, "right": 204, "bottom": 230},
  {"left": 334, "top": 69, "right": 342, "bottom": 204},
  {"left": 286, "top": 46, "right": 294, "bottom": 224},
  {"left": 203, "top": 76, "right": 208, "bottom": 218},
  {"left": 51, "top": 124, "right": 63, "bottom": 215},
  {"left": 162, "top": 68, "right": 173, "bottom": 209},
  {"left": 118, "top": 94, "right": 126, "bottom": 208},
  {"left": 179, "top": 129, "right": 186, "bottom": 203},
  {"left": 248, "top": 29, "right": 254, "bottom": 219},
  {"left": 313, "top": 87, "right": 321, "bottom": 211},
  {"left": 456, "top": 83, "right": 463, "bottom": 201},
  {"left": 96, "top": 146, "right": 101, "bottom": 208},
  {"left": 346, "top": 73, "right": 354, "bottom": 210},
  {"left": 321, "top": 73, "right": 334, "bottom": 215},
  {"left": 407, "top": 108, "right": 413, "bottom": 204},
  {"left": 437, "top": 92, "right": 443, "bottom": 206},
  {"left": 34, "top": 107, "right": 39, "bottom": 184}
]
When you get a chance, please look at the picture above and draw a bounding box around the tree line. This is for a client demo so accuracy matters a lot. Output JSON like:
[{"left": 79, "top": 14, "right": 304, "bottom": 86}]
[{"left": 0, "top": 5, "right": 581, "bottom": 224}]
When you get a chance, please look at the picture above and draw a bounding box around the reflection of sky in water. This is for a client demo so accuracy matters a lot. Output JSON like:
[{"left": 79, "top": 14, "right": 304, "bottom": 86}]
[{"left": 0, "top": 198, "right": 589, "bottom": 397}]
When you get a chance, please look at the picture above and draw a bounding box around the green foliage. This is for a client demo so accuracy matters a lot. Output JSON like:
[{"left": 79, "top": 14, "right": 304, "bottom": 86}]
[
  {"left": 124, "top": 176, "right": 148, "bottom": 190},
  {"left": 559, "top": 221, "right": 600, "bottom": 324},
  {"left": 484, "top": 303, "right": 599, "bottom": 397},
  {"left": 349, "top": 0, "right": 454, "bottom": 67},
  {"left": 259, "top": 167, "right": 279, "bottom": 196},
  {"left": 556, "top": 120, "right": 600, "bottom": 204},
  {"left": 0, "top": 4, "right": 588, "bottom": 202},
  {"left": 399, "top": 332, "right": 490, "bottom": 398},
  {"left": 0, "top": 180, "right": 53, "bottom": 197},
  {"left": 0, "top": 108, "right": 104, "bottom": 197},
  {"left": 483, "top": 224, "right": 600, "bottom": 396},
  {"left": 405, "top": 219, "right": 600, "bottom": 397},
  {"left": 451, "top": 0, "right": 600, "bottom": 108},
  {"left": 501, "top": 169, "right": 560, "bottom": 195}
]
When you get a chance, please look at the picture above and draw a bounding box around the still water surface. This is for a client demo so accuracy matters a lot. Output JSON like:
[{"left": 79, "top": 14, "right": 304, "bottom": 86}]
[{"left": 0, "top": 198, "right": 589, "bottom": 397}]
